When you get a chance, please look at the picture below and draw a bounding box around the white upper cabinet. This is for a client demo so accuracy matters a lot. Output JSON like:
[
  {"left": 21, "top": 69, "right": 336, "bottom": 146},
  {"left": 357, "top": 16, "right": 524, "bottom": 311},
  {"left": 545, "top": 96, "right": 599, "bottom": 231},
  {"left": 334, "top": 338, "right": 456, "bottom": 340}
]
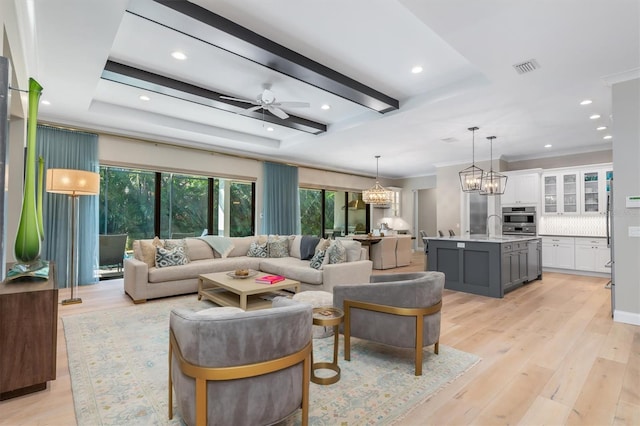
[
  {"left": 541, "top": 164, "right": 612, "bottom": 215},
  {"left": 580, "top": 167, "right": 612, "bottom": 215},
  {"left": 500, "top": 172, "right": 540, "bottom": 206},
  {"left": 542, "top": 171, "right": 579, "bottom": 214}
]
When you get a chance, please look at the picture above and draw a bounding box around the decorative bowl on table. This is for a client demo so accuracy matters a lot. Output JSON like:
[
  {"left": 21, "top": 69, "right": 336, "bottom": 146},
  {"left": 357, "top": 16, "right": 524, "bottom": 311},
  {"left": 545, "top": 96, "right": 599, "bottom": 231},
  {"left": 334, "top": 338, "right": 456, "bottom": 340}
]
[{"left": 226, "top": 269, "right": 258, "bottom": 279}]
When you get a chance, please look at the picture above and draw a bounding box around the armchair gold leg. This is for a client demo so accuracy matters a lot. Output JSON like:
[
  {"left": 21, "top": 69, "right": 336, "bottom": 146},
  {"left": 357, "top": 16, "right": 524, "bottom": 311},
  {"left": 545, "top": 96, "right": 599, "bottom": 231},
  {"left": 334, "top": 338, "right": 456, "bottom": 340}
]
[
  {"left": 415, "top": 315, "right": 423, "bottom": 376},
  {"left": 302, "top": 354, "right": 310, "bottom": 426},
  {"left": 344, "top": 305, "right": 351, "bottom": 361},
  {"left": 196, "top": 378, "right": 207, "bottom": 426}
]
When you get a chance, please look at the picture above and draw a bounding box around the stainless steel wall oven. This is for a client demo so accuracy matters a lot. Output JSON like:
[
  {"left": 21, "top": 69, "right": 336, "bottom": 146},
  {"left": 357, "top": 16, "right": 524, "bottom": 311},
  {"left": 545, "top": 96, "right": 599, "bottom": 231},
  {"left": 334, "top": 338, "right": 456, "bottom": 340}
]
[{"left": 502, "top": 206, "right": 536, "bottom": 235}]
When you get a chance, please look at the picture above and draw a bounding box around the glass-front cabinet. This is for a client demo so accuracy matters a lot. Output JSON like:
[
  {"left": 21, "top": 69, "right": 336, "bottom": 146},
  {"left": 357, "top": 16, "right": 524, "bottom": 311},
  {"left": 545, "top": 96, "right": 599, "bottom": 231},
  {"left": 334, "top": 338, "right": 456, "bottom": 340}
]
[
  {"left": 542, "top": 171, "right": 579, "bottom": 214},
  {"left": 580, "top": 167, "right": 612, "bottom": 214},
  {"left": 542, "top": 165, "right": 612, "bottom": 215}
]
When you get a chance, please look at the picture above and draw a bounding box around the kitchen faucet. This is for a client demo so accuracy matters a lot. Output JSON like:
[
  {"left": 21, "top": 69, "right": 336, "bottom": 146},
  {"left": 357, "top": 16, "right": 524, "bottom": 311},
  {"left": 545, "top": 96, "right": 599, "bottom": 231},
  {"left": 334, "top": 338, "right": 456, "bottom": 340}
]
[{"left": 486, "top": 214, "right": 502, "bottom": 239}]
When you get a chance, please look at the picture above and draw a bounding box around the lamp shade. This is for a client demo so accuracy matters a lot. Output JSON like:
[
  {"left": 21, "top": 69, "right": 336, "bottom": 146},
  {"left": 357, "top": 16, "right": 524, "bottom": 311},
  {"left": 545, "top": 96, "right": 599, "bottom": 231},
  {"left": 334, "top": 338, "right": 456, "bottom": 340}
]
[{"left": 46, "top": 169, "right": 100, "bottom": 196}]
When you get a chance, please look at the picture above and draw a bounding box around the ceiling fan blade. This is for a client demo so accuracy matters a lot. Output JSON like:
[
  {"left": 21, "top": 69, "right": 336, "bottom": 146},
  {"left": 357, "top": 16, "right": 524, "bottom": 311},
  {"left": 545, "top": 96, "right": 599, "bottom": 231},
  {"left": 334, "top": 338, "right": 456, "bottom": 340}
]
[
  {"left": 273, "top": 101, "right": 310, "bottom": 108},
  {"left": 247, "top": 105, "right": 263, "bottom": 112},
  {"left": 267, "top": 105, "right": 289, "bottom": 119},
  {"left": 220, "top": 95, "right": 258, "bottom": 105}
]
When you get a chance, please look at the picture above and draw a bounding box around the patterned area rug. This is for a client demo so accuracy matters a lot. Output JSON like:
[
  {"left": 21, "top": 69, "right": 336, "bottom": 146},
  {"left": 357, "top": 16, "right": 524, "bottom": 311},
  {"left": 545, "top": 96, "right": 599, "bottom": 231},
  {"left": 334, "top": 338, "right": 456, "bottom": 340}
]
[{"left": 63, "top": 296, "right": 480, "bottom": 425}]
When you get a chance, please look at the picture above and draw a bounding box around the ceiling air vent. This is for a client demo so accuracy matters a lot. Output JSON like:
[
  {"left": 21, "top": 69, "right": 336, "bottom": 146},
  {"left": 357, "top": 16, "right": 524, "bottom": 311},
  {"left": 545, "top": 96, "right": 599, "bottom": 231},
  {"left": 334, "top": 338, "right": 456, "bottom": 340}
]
[{"left": 513, "top": 59, "right": 540, "bottom": 75}]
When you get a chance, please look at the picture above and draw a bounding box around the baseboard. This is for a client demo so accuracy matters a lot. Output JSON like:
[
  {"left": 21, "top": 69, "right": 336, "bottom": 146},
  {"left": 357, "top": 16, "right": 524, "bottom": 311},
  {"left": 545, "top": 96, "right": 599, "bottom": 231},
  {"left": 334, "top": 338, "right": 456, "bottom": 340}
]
[
  {"left": 614, "top": 310, "right": 640, "bottom": 326},
  {"left": 542, "top": 267, "right": 611, "bottom": 278}
]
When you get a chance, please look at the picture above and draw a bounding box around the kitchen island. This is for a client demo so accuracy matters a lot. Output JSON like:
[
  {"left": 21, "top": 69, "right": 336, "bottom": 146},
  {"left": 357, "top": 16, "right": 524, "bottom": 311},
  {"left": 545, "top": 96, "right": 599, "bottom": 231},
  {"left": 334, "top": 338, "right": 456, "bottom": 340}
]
[{"left": 424, "top": 235, "right": 542, "bottom": 298}]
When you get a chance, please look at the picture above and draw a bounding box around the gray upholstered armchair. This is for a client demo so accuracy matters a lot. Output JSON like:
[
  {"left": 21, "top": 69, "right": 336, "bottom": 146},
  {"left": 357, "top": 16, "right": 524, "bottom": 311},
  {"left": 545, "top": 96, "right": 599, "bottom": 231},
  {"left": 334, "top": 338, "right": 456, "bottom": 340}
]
[
  {"left": 168, "top": 298, "right": 313, "bottom": 426},
  {"left": 333, "top": 271, "right": 445, "bottom": 376}
]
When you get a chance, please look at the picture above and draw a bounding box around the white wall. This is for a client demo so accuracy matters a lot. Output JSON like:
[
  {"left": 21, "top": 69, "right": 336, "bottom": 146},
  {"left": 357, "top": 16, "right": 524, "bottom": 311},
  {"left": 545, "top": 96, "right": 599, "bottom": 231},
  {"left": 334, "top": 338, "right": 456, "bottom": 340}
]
[
  {"left": 2, "top": 0, "right": 30, "bottom": 265},
  {"left": 611, "top": 77, "right": 640, "bottom": 325}
]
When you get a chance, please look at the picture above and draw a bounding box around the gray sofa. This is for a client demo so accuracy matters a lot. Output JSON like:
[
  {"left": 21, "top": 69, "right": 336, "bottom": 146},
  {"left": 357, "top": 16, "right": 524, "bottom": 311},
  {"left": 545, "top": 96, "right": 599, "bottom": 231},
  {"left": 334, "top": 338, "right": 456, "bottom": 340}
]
[{"left": 124, "top": 235, "right": 373, "bottom": 303}]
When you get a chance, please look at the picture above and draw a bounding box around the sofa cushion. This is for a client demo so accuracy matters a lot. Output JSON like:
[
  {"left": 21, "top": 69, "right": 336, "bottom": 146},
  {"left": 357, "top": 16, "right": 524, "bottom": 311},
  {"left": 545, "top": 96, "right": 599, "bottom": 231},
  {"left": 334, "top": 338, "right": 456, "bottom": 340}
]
[
  {"left": 290, "top": 235, "right": 302, "bottom": 259},
  {"left": 136, "top": 237, "right": 164, "bottom": 268},
  {"left": 155, "top": 246, "right": 189, "bottom": 268},
  {"left": 339, "top": 239, "right": 363, "bottom": 262},
  {"left": 198, "top": 235, "right": 234, "bottom": 258},
  {"left": 229, "top": 236, "right": 257, "bottom": 257},
  {"left": 147, "top": 257, "right": 262, "bottom": 283},
  {"left": 260, "top": 258, "right": 323, "bottom": 285},
  {"left": 185, "top": 238, "right": 215, "bottom": 261}
]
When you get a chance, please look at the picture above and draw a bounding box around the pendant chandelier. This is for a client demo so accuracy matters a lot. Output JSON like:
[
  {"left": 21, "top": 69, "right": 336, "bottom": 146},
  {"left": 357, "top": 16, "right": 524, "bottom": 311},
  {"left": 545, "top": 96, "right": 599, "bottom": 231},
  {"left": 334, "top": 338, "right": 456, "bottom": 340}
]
[
  {"left": 480, "top": 136, "right": 508, "bottom": 195},
  {"left": 363, "top": 155, "right": 393, "bottom": 205},
  {"left": 458, "top": 126, "right": 484, "bottom": 192}
]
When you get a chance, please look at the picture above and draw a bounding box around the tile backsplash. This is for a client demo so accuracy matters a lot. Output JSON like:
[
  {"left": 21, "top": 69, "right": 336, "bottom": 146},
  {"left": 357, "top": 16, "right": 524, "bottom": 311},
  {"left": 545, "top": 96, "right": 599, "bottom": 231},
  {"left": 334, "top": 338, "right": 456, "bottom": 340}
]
[{"left": 539, "top": 215, "right": 607, "bottom": 237}]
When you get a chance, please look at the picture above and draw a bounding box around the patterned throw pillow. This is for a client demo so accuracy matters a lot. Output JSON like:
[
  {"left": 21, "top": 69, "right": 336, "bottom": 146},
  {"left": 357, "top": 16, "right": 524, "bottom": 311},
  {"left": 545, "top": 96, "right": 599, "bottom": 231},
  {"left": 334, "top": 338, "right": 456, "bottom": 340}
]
[
  {"left": 155, "top": 246, "right": 189, "bottom": 268},
  {"left": 268, "top": 237, "right": 290, "bottom": 258},
  {"left": 309, "top": 249, "right": 326, "bottom": 270},
  {"left": 327, "top": 239, "right": 347, "bottom": 264},
  {"left": 247, "top": 241, "right": 268, "bottom": 258},
  {"left": 164, "top": 238, "right": 189, "bottom": 259}
]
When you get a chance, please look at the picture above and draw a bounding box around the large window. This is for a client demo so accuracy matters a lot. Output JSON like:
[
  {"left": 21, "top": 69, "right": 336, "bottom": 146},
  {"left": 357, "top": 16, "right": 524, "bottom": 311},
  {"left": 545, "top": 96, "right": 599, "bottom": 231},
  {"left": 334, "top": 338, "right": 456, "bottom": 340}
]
[
  {"left": 300, "top": 188, "right": 323, "bottom": 236},
  {"left": 299, "top": 188, "right": 369, "bottom": 238},
  {"left": 100, "top": 166, "right": 255, "bottom": 242},
  {"left": 160, "top": 173, "right": 210, "bottom": 239},
  {"left": 99, "top": 167, "right": 155, "bottom": 246},
  {"left": 229, "top": 181, "right": 254, "bottom": 237}
]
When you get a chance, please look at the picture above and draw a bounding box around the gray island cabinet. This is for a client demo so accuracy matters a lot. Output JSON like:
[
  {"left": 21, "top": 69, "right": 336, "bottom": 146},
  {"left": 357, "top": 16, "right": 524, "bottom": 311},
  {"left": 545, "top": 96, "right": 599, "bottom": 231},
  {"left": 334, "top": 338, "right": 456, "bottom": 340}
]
[{"left": 425, "top": 236, "right": 542, "bottom": 298}]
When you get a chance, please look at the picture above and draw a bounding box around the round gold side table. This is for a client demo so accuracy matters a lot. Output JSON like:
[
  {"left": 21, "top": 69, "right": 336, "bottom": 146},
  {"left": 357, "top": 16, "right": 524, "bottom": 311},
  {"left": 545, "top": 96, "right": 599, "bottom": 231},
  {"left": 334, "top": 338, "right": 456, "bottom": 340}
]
[{"left": 311, "top": 306, "right": 344, "bottom": 385}]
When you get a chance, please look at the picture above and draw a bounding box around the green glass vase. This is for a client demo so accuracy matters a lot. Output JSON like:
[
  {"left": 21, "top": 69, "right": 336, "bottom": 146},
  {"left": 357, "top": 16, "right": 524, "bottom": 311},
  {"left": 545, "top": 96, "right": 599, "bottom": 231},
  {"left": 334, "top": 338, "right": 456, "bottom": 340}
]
[{"left": 14, "top": 78, "right": 43, "bottom": 263}]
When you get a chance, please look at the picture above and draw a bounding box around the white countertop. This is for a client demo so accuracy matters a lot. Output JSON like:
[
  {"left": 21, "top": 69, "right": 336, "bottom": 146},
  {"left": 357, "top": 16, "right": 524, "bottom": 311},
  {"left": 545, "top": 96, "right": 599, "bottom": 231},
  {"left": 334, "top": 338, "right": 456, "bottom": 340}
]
[{"left": 424, "top": 235, "right": 540, "bottom": 243}]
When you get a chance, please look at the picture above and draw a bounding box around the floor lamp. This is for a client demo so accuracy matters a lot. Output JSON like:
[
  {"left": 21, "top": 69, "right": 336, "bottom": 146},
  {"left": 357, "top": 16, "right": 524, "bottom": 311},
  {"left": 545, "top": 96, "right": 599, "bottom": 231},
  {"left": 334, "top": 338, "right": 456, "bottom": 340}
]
[{"left": 46, "top": 168, "right": 100, "bottom": 305}]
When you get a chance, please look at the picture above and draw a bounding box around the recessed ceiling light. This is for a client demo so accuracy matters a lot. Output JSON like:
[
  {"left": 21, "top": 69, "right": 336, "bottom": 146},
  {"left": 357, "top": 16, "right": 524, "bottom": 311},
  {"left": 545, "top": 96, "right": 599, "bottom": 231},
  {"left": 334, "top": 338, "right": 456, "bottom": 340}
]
[
  {"left": 139, "top": 95, "right": 150, "bottom": 101},
  {"left": 580, "top": 99, "right": 592, "bottom": 105},
  {"left": 41, "top": 100, "right": 50, "bottom": 105},
  {"left": 544, "top": 144, "right": 552, "bottom": 148},
  {"left": 320, "top": 104, "right": 331, "bottom": 110},
  {"left": 411, "top": 66, "right": 423, "bottom": 74},
  {"left": 171, "top": 51, "right": 187, "bottom": 60},
  {"left": 596, "top": 126, "right": 607, "bottom": 131},
  {"left": 589, "top": 114, "right": 601, "bottom": 120},
  {"left": 266, "top": 127, "right": 274, "bottom": 132},
  {"left": 603, "top": 135, "right": 612, "bottom": 140}
]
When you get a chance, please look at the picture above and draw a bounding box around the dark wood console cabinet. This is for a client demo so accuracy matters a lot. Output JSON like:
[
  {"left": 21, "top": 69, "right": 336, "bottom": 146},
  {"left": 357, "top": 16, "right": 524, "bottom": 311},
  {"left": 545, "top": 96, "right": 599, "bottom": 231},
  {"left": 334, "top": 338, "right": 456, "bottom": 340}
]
[{"left": 0, "top": 266, "right": 58, "bottom": 400}]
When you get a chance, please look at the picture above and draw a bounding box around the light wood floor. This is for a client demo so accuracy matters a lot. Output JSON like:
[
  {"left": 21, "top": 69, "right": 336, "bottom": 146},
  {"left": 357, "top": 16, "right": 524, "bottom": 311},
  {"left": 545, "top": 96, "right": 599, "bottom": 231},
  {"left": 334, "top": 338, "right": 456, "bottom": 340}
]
[{"left": 1, "top": 253, "right": 638, "bottom": 425}]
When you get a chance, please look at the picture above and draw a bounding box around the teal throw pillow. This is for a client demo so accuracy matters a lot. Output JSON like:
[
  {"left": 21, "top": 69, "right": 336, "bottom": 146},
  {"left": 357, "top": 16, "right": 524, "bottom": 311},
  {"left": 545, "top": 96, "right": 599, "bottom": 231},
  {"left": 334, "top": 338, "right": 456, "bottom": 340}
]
[
  {"left": 247, "top": 241, "right": 268, "bottom": 258},
  {"left": 309, "top": 249, "right": 326, "bottom": 270},
  {"left": 155, "top": 246, "right": 189, "bottom": 268}
]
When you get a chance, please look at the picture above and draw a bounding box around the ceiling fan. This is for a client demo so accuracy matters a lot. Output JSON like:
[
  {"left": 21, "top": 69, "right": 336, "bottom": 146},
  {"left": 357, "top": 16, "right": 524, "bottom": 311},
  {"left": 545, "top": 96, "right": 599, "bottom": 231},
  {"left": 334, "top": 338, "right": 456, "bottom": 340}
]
[{"left": 220, "top": 87, "right": 310, "bottom": 120}]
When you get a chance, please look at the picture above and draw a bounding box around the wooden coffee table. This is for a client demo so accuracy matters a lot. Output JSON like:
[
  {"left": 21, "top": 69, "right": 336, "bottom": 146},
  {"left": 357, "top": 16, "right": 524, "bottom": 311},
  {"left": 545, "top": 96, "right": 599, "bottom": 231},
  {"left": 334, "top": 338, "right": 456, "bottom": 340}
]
[{"left": 198, "top": 271, "right": 300, "bottom": 311}]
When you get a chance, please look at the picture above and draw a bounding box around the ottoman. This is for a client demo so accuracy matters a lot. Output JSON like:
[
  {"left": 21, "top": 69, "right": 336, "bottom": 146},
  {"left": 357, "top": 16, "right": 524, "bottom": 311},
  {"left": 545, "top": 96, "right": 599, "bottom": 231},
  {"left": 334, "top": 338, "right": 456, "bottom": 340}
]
[{"left": 292, "top": 291, "right": 334, "bottom": 338}]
